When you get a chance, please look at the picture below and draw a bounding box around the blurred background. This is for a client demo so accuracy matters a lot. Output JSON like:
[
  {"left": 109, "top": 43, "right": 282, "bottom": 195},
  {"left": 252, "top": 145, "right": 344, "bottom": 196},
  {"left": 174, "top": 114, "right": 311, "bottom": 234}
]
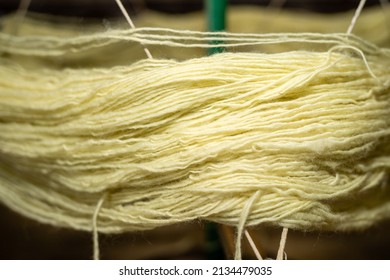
[
  {"left": 0, "top": 0, "right": 390, "bottom": 260},
  {"left": 0, "top": 0, "right": 385, "bottom": 16},
  {"left": 1, "top": 202, "right": 390, "bottom": 259}
]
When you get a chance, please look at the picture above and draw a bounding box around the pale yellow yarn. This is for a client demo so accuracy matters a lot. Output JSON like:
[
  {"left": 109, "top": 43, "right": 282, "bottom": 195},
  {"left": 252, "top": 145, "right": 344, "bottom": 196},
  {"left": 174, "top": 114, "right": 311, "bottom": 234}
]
[{"left": 1, "top": 7, "right": 390, "bottom": 234}]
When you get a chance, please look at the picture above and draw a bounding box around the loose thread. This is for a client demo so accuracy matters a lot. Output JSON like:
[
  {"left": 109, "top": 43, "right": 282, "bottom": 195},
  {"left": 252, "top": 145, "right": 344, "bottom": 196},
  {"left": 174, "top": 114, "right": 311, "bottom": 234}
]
[
  {"left": 347, "top": 0, "right": 367, "bottom": 35},
  {"left": 9, "top": 0, "right": 31, "bottom": 35},
  {"left": 327, "top": 45, "right": 381, "bottom": 83},
  {"left": 244, "top": 230, "right": 263, "bottom": 260},
  {"left": 114, "top": 0, "right": 153, "bottom": 59},
  {"left": 276, "top": 227, "right": 289, "bottom": 260},
  {"left": 92, "top": 193, "right": 107, "bottom": 260},
  {"left": 235, "top": 191, "right": 260, "bottom": 260}
]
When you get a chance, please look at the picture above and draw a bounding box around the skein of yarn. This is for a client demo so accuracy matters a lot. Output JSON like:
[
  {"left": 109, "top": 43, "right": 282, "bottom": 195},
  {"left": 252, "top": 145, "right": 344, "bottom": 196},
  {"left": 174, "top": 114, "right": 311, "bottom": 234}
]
[{"left": 0, "top": 4, "right": 390, "bottom": 236}]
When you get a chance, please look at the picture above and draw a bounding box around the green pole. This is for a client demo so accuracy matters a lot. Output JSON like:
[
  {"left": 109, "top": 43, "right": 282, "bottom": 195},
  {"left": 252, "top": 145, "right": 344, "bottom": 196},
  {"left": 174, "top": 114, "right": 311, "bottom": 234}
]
[
  {"left": 206, "top": 0, "right": 227, "bottom": 55},
  {"left": 204, "top": 0, "right": 227, "bottom": 259}
]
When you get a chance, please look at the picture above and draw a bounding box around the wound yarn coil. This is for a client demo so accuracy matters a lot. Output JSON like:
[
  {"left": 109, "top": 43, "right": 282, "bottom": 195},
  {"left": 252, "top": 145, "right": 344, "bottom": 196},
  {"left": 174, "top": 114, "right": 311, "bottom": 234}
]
[{"left": 0, "top": 10, "right": 390, "bottom": 233}]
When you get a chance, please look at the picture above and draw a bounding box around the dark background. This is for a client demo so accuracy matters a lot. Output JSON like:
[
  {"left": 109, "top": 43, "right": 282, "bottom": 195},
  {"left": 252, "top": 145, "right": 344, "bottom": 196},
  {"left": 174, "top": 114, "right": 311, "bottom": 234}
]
[{"left": 0, "top": 0, "right": 384, "bottom": 17}]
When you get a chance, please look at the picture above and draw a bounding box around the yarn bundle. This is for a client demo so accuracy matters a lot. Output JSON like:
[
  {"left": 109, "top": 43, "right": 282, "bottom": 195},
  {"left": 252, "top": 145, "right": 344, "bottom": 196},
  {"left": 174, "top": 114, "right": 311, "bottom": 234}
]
[{"left": 0, "top": 6, "right": 390, "bottom": 234}]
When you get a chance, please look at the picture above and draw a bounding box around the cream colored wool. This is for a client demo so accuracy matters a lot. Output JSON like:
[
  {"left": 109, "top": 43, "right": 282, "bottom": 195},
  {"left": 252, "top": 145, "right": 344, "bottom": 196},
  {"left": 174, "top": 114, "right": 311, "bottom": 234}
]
[{"left": 1, "top": 13, "right": 390, "bottom": 234}]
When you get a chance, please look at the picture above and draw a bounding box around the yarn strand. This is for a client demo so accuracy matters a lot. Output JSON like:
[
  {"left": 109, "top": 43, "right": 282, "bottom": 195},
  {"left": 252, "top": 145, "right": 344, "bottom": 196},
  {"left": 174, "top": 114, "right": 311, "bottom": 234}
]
[
  {"left": 244, "top": 230, "right": 263, "bottom": 260},
  {"left": 347, "top": 0, "right": 367, "bottom": 35},
  {"left": 235, "top": 191, "right": 260, "bottom": 260},
  {"left": 92, "top": 194, "right": 106, "bottom": 260},
  {"left": 9, "top": 0, "right": 31, "bottom": 35},
  {"left": 114, "top": 0, "right": 153, "bottom": 59},
  {"left": 276, "top": 228, "right": 289, "bottom": 260}
]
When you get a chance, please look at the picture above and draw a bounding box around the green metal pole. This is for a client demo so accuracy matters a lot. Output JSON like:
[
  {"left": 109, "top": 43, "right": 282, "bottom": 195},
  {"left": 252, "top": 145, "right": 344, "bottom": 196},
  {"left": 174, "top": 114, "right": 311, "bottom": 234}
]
[
  {"left": 204, "top": 0, "right": 228, "bottom": 259},
  {"left": 206, "top": 0, "right": 227, "bottom": 55}
]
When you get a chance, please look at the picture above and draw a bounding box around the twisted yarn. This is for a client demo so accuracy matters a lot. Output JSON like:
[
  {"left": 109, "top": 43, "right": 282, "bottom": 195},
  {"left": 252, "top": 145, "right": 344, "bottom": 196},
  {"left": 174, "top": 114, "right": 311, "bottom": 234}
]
[{"left": 1, "top": 9, "right": 390, "bottom": 233}]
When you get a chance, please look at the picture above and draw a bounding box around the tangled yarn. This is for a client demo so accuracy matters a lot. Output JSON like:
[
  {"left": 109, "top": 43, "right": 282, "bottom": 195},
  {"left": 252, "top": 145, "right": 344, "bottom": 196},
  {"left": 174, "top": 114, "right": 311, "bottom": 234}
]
[{"left": 1, "top": 9, "right": 390, "bottom": 234}]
